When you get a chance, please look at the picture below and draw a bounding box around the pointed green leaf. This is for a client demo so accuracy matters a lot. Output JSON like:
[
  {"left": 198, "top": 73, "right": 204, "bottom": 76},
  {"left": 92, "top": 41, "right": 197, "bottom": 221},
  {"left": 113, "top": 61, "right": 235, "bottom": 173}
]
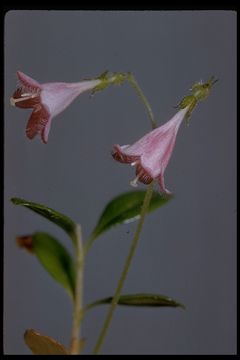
[
  {"left": 24, "top": 329, "right": 69, "bottom": 355},
  {"left": 91, "top": 190, "right": 173, "bottom": 239},
  {"left": 32, "top": 232, "right": 75, "bottom": 296},
  {"left": 86, "top": 293, "right": 185, "bottom": 310},
  {"left": 11, "top": 197, "right": 76, "bottom": 244}
]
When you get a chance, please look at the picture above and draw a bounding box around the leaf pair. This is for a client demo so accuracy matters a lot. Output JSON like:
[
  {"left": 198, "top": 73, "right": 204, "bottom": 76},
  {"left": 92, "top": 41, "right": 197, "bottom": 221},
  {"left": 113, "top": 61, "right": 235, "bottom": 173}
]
[
  {"left": 12, "top": 190, "right": 172, "bottom": 245},
  {"left": 11, "top": 190, "right": 172, "bottom": 297},
  {"left": 11, "top": 191, "right": 181, "bottom": 311}
]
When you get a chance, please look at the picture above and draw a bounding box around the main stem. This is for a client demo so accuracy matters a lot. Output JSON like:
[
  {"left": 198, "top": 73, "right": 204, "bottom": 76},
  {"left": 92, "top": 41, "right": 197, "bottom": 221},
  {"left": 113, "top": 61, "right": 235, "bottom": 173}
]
[
  {"left": 93, "top": 183, "right": 154, "bottom": 354},
  {"left": 70, "top": 224, "right": 84, "bottom": 355}
]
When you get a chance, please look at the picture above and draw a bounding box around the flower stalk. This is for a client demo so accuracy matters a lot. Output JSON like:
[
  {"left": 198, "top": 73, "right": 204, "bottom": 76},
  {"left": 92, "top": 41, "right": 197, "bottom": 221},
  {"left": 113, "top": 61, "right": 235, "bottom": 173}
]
[
  {"left": 93, "top": 182, "right": 154, "bottom": 354},
  {"left": 126, "top": 73, "right": 157, "bottom": 129},
  {"left": 69, "top": 224, "right": 84, "bottom": 355},
  {"left": 91, "top": 71, "right": 157, "bottom": 129},
  {"left": 92, "top": 73, "right": 158, "bottom": 354}
]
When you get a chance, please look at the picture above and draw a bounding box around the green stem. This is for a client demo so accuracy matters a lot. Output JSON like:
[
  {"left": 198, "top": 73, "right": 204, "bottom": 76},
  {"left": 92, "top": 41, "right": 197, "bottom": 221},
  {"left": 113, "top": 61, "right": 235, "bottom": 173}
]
[
  {"left": 69, "top": 224, "right": 84, "bottom": 355},
  {"left": 92, "top": 182, "right": 154, "bottom": 354},
  {"left": 96, "top": 72, "right": 157, "bottom": 129},
  {"left": 127, "top": 73, "right": 157, "bottom": 129}
]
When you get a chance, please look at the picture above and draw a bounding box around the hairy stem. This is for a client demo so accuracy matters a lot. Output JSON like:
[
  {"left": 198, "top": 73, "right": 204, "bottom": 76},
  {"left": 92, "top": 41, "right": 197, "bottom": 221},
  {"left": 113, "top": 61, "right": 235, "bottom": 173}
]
[
  {"left": 69, "top": 224, "right": 84, "bottom": 355},
  {"left": 92, "top": 182, "right": 154, "bottom": 354}
]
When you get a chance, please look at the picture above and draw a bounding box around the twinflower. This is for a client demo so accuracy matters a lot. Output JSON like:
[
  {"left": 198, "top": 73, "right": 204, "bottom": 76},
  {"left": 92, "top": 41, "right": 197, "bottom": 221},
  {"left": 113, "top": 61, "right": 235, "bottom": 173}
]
[
  {"left": 112, "top": 76, "right": 217, "bottom": 193},
  {"left": 10, "top": 71, "right": 101, "bottom": 143},
  {"left": 112, "top": 106, "right": 189, "bottom": 194}
]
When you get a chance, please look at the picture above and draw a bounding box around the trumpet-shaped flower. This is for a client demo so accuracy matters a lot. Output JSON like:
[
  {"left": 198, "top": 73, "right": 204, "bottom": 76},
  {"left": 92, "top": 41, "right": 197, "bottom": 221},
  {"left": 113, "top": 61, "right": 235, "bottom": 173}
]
[
  {"left": 112, "top": 106, "right": 190, "bottom": 194},
  {"left": 10, "top": 71, "right": 101, "bottom": 143}
]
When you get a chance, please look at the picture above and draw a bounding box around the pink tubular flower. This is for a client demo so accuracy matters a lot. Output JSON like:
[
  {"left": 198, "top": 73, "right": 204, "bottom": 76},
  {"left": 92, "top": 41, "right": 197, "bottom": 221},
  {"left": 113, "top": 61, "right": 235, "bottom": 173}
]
[
  {"left": 10, "top": 71, "right": 101, "bottom": 143},
  {"left": 112, "top": 106, "right": 189, "bottom": 194}
]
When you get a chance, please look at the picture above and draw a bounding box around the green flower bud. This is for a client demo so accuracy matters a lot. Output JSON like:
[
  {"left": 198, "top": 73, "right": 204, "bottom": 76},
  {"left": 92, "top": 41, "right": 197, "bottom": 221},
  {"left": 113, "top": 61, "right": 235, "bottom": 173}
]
[
  {"left": 190, "top": 76, "right": 218, "bottom": 101},
  {"left": 178, "top": 76, "right": 218, "bottom": 121}
]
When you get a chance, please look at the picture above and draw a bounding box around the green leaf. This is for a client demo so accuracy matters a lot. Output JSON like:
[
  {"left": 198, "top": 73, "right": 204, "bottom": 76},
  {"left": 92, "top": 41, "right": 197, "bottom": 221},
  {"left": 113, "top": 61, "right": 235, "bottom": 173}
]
[
  {"left": 11, "top": 197, "right": 76, "bottom": 244},
  {"left": 32, "top": 232, "right": 75, "bottom": 296},
  {"left": 86, "top": 293, "right": 185, "bottom": 310},
  {"left": 91, "top": 190, "right": 173, "bottom": 240},
  {"left": 24, "top": 329, "right": 69, "bottom": 355}
]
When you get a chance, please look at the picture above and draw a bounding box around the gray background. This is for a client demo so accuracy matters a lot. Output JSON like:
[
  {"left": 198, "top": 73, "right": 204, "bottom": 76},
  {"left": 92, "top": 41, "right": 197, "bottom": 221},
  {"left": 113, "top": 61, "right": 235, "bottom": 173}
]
[{"left": 4, "top": 11, "right": 236, "bottom": 355}]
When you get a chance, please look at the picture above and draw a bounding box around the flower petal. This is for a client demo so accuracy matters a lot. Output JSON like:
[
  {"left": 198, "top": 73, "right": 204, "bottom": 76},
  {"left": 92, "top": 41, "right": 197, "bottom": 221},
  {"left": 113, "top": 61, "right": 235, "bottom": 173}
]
[
  {"left": 17, "top": 71, "right": 41, "bottom": 91},
  {"left": 26, "top": 104, "right": 50, "bottom": 143},
  {"left": 40, "top": 80, "right": 100, "bottom": 118},
  {"left": 112, "top": 144, "right": 139, "bottom": 164},
  {"left": 158, "top": 174, "right": 171, "bottom": 195},
  {"left": 135, "top": 163, "right": 153, "bottom": 184},
  {"left": 11, "top": 87, "right": 41, "bottom": 109},
  {"left": 41, "top": 117, "right": 53, "bottom": 144}
]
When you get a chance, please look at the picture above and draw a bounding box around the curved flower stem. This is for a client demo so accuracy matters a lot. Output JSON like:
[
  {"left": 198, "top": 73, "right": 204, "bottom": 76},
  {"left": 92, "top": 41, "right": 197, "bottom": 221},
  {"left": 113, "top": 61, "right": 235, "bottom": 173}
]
[
  {"left": 92, "top": 182, "right": 154, "bottom": 354},
  {"left": 127, "top": 73, "right": 157, "bottom": 129},
  {"left": 69, "top": 224, "right": 84, "bottom": 355}
]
